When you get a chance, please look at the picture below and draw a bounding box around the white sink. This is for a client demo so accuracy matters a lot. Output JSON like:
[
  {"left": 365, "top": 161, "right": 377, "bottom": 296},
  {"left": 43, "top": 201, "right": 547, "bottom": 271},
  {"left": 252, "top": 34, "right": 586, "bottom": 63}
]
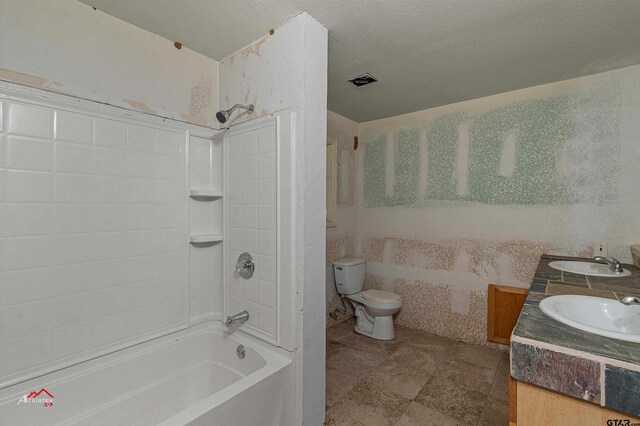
[
  {"left": 540, "top": 295, "right": 640, "bottom": 343},
  {"left": 548, "top": 260, "right": 631, "bottom": 277}
]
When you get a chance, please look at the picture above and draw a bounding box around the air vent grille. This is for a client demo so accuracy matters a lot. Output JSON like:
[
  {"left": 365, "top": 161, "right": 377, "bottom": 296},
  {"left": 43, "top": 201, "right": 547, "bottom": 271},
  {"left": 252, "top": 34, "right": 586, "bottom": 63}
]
[{"left": 348, "top": 73, "right": 377, "bottom": 87}]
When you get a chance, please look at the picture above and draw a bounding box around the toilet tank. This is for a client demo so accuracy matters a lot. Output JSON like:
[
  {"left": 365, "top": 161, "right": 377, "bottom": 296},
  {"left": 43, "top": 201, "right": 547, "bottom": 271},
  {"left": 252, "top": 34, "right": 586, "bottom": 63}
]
[{"left": 333, "top": 257, "right": 366, "bottom": 295}]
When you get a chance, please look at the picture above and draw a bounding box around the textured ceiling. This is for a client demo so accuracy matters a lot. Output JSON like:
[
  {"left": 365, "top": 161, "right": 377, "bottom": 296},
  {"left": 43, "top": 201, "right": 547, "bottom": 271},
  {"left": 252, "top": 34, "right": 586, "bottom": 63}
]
[{"left": 80, "top": 0, "right": 640, "bottom": 122}]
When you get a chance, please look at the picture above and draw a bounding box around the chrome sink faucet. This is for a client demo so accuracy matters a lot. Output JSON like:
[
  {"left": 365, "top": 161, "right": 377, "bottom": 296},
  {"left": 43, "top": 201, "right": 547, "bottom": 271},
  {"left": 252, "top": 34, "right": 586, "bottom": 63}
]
[
  {"left": 225, "top": 310, "right": 249, "bottom": 327},
  {"left": 593, "top": 256, "right": 624, "bottom": 273},
  {"left": 620, "top": 296, "right": 640, "bottom": 306}
]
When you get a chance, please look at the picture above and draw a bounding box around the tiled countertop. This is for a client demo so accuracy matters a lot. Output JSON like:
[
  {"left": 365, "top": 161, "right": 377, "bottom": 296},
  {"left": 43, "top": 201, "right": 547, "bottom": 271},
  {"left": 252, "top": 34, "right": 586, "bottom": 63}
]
[{"left": 511, "top": 255, "right": 640, "bottom": 417}]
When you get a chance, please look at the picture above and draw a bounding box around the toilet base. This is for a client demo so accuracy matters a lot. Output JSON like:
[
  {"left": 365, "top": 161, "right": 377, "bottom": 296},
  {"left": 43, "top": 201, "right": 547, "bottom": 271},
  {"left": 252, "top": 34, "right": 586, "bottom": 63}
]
[{"left": 354, "top": 315, "right": 395, "bottom": 341}]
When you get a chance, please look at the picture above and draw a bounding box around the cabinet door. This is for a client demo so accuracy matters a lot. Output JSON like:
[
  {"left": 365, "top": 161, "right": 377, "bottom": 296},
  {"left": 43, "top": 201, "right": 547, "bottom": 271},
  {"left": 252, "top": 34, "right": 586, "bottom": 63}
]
[
  {"left": 487, "top": 284, "right": 528, "bottom": 344},
  {"left": 517, "top": 381, "right": 640, "bottom": 425}
]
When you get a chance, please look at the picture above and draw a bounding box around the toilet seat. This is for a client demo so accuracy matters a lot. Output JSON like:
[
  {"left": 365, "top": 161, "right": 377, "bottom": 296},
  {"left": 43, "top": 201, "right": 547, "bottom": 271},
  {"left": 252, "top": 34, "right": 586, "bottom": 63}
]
[
  {"left": 361, "top": 289, "right": 401, "bottom": 303},
  {"left": 346, "top": 291, "right": 402, "bottom": 311}
]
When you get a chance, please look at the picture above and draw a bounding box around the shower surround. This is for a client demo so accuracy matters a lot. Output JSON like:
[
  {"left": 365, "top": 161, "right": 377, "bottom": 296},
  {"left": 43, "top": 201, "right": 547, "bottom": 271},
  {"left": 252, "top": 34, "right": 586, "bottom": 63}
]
[{"left": 327, "top": 64, "right": 640, "bottom": 347}]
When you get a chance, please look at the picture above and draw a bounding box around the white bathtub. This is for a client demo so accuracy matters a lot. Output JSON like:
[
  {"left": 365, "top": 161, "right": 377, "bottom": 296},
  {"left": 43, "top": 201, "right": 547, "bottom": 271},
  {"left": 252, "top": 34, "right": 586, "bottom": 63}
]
[{"left": 0, "top": 323, "right": 293, "bottom": 426}]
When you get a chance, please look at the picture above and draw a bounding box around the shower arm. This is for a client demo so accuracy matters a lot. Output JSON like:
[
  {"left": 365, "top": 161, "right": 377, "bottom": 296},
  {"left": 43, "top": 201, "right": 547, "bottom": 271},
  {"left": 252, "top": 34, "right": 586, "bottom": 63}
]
[{"left": 227, "top": 104, "right": 254, "bottom": 115}]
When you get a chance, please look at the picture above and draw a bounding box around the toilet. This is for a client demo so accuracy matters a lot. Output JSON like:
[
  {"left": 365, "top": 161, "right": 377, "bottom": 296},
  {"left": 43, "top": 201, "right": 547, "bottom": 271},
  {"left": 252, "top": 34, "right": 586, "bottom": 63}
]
[{"left": 333, "top": 257, "right": 402, "bottom": 340}]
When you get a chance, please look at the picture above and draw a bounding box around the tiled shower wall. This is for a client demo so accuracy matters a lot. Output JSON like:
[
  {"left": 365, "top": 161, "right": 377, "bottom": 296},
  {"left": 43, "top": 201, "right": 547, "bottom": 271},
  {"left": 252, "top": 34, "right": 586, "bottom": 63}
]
[
  {"left": 226, "top": 120, "right": 278, "bottom": 343},
  {"left": 0, "top": 97, "right": 189, "bottom": 385},
  {"left": 328, "top": 65, "right": 640, "bottom": 347}
]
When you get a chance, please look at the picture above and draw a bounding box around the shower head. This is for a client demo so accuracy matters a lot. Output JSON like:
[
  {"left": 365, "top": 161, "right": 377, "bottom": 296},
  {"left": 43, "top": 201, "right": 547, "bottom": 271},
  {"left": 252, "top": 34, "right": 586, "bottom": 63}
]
[{"left": 216, "top": 104, "right": 255, "bottom": 124}]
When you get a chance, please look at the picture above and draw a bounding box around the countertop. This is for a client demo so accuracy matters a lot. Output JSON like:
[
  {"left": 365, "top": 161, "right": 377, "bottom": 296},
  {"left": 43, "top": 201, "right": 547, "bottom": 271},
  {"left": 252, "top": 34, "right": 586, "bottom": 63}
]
[{"left": 510, "top": 255, "right": 640, "bottom": 416}]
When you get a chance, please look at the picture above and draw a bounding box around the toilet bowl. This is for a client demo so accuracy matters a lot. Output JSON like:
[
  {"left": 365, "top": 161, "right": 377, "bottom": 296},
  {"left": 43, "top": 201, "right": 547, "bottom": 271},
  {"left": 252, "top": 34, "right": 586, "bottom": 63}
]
[{"left": 333, "top": 258, "right": 402, "bottom": 340}]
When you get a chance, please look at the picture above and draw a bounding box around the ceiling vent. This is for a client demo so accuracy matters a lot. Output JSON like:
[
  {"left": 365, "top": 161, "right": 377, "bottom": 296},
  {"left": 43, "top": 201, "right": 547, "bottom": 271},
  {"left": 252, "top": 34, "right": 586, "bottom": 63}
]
[{"left": 348, "top": 73, "right": 378, "bottom": 88}]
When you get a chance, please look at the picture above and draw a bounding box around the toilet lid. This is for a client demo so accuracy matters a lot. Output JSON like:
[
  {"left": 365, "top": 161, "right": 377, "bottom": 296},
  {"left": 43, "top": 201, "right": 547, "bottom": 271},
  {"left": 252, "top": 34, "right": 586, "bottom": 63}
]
[{"left": 361, "top": 289, "right": 401, "bottom": 303}]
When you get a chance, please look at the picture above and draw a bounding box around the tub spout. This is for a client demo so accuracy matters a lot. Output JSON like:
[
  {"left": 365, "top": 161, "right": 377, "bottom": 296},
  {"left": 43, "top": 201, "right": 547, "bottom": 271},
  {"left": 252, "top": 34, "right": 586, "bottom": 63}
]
[{"left": 225, "top": 311, "right": 249, "bottom": 327}]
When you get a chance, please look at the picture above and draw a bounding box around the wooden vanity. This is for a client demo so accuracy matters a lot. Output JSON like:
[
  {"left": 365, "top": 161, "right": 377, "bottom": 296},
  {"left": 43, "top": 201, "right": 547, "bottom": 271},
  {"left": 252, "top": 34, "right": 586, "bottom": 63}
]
[
  {"left": 504, "top": 255, "right": 640, "bottom": 425},
  {"left": 512, "top": 380, "right": 638, "bottom": 425}
]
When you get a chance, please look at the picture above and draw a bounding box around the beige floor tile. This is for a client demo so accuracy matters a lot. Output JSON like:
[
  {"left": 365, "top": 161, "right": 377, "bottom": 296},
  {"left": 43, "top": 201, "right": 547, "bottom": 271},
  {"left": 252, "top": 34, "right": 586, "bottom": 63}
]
[
  {"left": 326, "top": 324, "right": 509, "bottom": 426},
  {"left": 329, "top": 379, "right": 411, "bottom": 426},
  {"left": 451, "top": 341, "right": 504, "bottom": 370},
  {"left": 393, "top": 325, "right": 421, "bottom": 342},
  {"left": 427, "top": 359, "right": 496, "bottom": 395},
  {"left": 500, "top": 348, "right": 509, "bottom": 358},
  {"left": 478, "top": 396, "right": 510, "bottom": 426},
  {"left": 388, "top": 343, "right": 446, "bottom": 373},
  {"left": 396, "top": 402, "right": 467, "bottom": 426},
  {"left": 488, "top": 359, "right": 510, "bottom": 403},
  {"left": 414, "top": 375, "right": 488, "bottom": 425},
  {"left": 327, "top": 340, "right": 350, "bottom": 359},
  {"left": 326, "top": 365, "right": 362, "bottom": 408},
  {"left": 324, "top": 410, "right": 367, "bottom": 426},
  {"left": 327, "top": 347, "right": 388, "bottom": 377},
  {"left": 331, "top": 329, "right": 402, "bottom": 357},
  {"left": 400, "top": 330, "right": 455, "bottom": 355},
  {"left": 363, "top": 360, "right": 434, "bottom": 400},
  {"left": 328, "top": 319, "right": 358, "bottom": 340}
]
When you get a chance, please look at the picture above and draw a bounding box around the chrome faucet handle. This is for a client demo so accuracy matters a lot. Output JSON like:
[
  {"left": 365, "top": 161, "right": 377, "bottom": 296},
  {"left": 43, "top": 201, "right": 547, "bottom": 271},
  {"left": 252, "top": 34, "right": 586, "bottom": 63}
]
[
  {"left": 236, "top": 260, "right": 252, "bottom": 272},
  {"left": 593, "top": 256, "right": 624, "bottom": 273},
  {"left": 605, "top": 257, "right": 624, "bottom": 273},
  {"left": 235, "top": 252, "right": 255, "bottom": 279},
  {"left": 620, "top": 296, "right": 640, "bottom": 306},
  {"left": 611, "top": 258, "right": 624, "bottom": 273}
]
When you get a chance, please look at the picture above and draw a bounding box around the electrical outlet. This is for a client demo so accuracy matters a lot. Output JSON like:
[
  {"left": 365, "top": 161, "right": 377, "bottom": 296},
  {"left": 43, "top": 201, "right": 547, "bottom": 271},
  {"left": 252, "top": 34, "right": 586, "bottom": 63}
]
[{"left": 594, "top": 241, "right": 608, "bottom": 257}]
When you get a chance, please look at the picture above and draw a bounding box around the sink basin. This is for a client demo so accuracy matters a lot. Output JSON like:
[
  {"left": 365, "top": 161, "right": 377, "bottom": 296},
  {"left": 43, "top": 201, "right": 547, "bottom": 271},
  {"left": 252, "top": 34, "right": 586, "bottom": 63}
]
[
  {"left": 548, "top": 260, "right": 631, "bottom": 277},
  {"left": 540, "top": 295, "right": 640, "bottom": 343}
]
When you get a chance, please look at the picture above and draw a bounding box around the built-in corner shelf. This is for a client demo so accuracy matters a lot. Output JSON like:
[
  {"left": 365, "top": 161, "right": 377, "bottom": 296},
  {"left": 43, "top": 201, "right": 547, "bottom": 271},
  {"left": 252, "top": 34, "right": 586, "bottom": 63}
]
[
  {"left": 189, "top": 189, "right": 223, "bottom": 199},
  {"left": 190, "top": 234, "right": 223, "bottom": 244}
]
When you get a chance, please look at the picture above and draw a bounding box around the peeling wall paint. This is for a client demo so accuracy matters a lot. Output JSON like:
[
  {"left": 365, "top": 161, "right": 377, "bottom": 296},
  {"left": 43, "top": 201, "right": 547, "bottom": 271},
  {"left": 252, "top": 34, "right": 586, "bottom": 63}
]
[
  {"left": 122, "top": 99, "right": 157, "bottom": 115},
  {"left": 0, "top": 0, "right": 219, "bottom": 127},
  {"left": 0, "top": 68, "right": 67, "bottom": 93},
  {"left": 218, "top": 15, "right": 309, "bottom": 126},
  {"left": 327, "top": 65, "right": 640, "bottom": 348}
]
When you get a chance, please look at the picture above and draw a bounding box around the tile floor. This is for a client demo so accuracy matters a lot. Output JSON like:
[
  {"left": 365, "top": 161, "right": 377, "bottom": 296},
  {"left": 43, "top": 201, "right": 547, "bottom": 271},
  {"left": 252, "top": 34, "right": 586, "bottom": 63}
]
[{"left": 324, "top": 319, "right": 510, "bottom": 426}]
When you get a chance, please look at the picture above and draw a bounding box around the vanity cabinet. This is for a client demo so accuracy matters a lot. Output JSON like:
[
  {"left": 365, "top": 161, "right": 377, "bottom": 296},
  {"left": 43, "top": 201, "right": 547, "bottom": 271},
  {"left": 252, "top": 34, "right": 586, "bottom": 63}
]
[
  {"left": 511, "top": 379, "right": 640, "bottom": 426},
  {"left": 509, "top": 255, "right": 640, "bottom": 424}
]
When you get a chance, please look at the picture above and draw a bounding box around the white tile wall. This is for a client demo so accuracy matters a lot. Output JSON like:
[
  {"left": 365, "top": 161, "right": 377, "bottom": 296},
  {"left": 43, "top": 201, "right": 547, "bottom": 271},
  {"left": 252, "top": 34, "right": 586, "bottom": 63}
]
[
  {"left": 226, "top": 121, "right": 277, "bottom": 341},
  {"left": 0, "top": 100, "right": 188, "bottom": 384}
]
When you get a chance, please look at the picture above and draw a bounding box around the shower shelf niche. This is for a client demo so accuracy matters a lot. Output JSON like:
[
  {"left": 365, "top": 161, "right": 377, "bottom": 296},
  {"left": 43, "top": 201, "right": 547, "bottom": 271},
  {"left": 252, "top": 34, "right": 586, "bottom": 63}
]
[
  {"left": 190, "top": 234, "right": 223, "bottom": 244},
  {"left": 190, "top": 189, "right": 223, "bottom": 199}
]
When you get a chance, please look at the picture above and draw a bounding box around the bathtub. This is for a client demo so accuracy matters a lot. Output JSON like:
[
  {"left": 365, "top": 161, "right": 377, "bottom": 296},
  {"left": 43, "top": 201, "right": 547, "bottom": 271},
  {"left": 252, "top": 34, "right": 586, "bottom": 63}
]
[{"left": 0, "top": 323, "right": 293, "bottom": 425}]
